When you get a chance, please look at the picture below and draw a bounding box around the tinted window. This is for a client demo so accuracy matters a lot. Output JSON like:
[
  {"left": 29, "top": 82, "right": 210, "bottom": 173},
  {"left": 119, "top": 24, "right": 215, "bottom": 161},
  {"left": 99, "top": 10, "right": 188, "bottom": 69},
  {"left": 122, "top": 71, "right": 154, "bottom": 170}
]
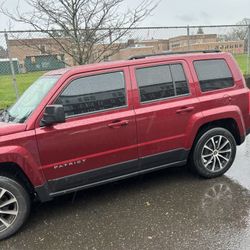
[
  {"left": 136, "top": 64, "right": 189, "bottom": 102},
  {"left": 171, "top": 64, "right": 189, "bottom": 95},
  {"left": 56, "top": 71, "right": 126, "bottom": 117},
  {"left": 194, "top": 59, "right": 234, "bottom": 92}
]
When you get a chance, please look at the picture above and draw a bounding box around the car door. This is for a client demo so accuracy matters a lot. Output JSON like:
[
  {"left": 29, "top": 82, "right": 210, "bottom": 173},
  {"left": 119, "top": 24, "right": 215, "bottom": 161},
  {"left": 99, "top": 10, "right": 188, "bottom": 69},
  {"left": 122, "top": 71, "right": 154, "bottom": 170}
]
[
  {"left": 35, "top": 67, "right": 138, "bottom": 193},
  {"left": 130, "top": 60, "right": 201, "bottom": 170}
]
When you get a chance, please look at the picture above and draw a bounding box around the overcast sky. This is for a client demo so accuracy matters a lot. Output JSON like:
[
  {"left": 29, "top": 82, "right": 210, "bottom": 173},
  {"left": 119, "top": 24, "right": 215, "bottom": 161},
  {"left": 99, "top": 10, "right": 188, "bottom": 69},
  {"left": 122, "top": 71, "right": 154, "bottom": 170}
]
[{"left": 0, "top": 0, "right": 249, "bottom": 30}]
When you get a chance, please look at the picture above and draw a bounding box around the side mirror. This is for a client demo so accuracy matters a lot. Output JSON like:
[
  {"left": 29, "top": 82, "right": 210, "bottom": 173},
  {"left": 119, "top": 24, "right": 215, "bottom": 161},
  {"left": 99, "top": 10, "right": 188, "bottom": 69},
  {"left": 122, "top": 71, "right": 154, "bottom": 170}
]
[{"left": 41, "top": 105, "right": 65, "bottom": 126}]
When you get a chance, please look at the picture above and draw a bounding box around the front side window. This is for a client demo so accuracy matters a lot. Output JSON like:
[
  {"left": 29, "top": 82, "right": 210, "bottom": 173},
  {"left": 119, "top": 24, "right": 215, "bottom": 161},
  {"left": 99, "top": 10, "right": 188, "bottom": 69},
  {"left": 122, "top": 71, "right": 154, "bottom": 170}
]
[
  {"left": 135, "top": 64, "right": 189, "bottom": 102},
  {"left": 55, "top": 71, "right": 126, "bottom": 117},
  {"left": 194, "top": 59, "right": 234, "bottom": 92}
]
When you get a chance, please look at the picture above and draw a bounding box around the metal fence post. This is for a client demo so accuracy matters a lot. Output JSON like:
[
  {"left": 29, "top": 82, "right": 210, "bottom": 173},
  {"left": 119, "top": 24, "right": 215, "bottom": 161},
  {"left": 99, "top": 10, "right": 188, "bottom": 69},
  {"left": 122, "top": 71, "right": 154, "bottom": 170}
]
[
  {"left": 4, "top": 32, "right": 19, "bottom": 100},
  {"left": 187, "top": 25, "right": 190, "bottom": 51},
  {"left": 247, "top": 25, "right": 250, "bottom": 75},
  {"left": 109, "top": 29, "right": 113, "bottom": 44}
]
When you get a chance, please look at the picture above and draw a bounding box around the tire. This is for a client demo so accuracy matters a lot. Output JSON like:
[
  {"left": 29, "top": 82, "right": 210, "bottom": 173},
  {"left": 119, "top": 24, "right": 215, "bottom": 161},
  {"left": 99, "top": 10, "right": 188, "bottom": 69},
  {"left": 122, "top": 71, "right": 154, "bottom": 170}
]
[
  {"left": 0, "top": 176, "right": 30, "bottom": 240},
  {"left": 190, "top": 127, "right": 237, "bottom": 178}
]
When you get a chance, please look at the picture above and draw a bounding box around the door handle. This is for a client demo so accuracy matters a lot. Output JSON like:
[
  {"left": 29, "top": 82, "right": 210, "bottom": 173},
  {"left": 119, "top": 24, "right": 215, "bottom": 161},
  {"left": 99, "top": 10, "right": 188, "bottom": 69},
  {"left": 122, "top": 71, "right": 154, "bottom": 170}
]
[
  {"left": 176, "top": 106, "right": 194, "bottom": 114},
  {"left": 108, "top": 120, "right": 129, "bottom": 128}
]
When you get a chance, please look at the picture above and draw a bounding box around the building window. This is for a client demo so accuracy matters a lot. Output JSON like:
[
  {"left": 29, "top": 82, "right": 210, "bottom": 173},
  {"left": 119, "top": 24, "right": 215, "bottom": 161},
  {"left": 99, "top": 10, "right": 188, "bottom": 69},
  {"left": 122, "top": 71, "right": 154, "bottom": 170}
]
[
  {"left": 194, "top": 59, "right": 234, "bottom": 92},
  {"left": 40, "top": 45, "right": 46, "bottom": 54},
  {"left": 171, "top": 43, "right": 181, "bottom": 48}
]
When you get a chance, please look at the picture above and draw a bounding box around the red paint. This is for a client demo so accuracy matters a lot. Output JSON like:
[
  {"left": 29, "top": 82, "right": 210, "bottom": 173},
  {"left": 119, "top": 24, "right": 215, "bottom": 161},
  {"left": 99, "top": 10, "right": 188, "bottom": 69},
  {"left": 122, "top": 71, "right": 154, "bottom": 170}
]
[
  {"left": 0, "top": 52, "right": 249, "bottom": 188},
  {"left": 0, "top": 122, "right": 26, "bottom": 136}
]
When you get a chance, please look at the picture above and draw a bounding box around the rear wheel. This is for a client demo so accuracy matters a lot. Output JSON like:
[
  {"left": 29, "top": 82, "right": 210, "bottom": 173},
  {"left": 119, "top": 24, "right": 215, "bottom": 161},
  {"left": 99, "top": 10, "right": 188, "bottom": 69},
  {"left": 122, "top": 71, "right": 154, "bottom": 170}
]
[
  {"left": 0, "top": 176, "right": 30, "bottom": 240},
  {"left": 190, "top": 128, "right": 237, "bottom": 178}
]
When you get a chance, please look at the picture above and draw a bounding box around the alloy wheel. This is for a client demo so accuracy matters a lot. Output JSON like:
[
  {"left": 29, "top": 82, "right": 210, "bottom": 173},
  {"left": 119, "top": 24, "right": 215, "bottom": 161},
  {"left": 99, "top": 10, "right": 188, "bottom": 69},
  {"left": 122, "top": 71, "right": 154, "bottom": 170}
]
[
  {"left": 0, "top": 188, "right": 19, "bottom": 233},
  {"left": 201, "top": 135, "right": 232, "bottom": 172}
]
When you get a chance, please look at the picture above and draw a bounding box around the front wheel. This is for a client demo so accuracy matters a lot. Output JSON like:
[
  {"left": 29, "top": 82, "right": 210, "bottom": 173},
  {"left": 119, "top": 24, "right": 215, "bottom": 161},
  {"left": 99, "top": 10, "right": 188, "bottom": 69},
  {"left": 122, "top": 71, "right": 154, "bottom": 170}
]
[
  {"left": 0, "top": 176, "right": 30, "bottom": 240},
  {"left": 190, "top": 128, "right": 237, "bottom": 178}
]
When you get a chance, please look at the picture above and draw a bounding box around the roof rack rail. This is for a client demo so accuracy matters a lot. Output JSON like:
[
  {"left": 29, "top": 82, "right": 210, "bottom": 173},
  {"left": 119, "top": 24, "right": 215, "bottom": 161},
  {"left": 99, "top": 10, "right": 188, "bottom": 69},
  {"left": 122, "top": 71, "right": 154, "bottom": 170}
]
[{"left": 128, "top": 50, "right": 221, "bottom": 60}]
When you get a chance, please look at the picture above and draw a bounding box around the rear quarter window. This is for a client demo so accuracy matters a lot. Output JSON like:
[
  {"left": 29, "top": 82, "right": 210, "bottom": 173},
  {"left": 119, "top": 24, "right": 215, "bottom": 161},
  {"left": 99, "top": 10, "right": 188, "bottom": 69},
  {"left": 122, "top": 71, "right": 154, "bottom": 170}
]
[{"left": 194, "top": 59, "right": 234, "bottom": 92}]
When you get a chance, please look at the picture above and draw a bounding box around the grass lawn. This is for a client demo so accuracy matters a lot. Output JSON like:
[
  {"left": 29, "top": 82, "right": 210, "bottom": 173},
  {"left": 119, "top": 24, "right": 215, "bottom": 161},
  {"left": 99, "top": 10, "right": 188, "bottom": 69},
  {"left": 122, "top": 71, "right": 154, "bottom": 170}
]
[
  {"left": 234, "top": 54, "right": 250, "bottom": 75},
  {"left": 0, "top": 71, "right": 44, "bottom": 109},
  {"left": 0, "top": 54, "right": 249, "bottom": 110}
]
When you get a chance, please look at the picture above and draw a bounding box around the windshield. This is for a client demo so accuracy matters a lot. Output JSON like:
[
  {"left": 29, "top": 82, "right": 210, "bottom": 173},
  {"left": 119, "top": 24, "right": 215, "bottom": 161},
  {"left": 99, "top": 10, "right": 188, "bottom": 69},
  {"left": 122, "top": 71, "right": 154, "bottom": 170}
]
[{"left": 0, "top": 76, "right": 59, "bottom": 123}]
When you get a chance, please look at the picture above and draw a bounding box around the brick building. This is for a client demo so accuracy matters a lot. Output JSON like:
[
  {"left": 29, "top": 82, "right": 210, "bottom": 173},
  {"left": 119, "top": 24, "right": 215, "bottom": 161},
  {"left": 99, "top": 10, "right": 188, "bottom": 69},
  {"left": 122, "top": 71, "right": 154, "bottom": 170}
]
[
  {"left": 8, "top": 34, "right": 244, "bottom": 72},
  {"left": 111, "top": 34, "right": 244, "bottom": 61},
  {"left": 169, "top": 34, "right": 217, "bottom": 50},
  {"left": 169, "top": 34, "right": 244, "bottom": 54},
  {"left": 8, "top": 38, "right": 74, "bottom": 72},
  {"left": 110, "top": 39, "right": 169, "bottom": 60}
]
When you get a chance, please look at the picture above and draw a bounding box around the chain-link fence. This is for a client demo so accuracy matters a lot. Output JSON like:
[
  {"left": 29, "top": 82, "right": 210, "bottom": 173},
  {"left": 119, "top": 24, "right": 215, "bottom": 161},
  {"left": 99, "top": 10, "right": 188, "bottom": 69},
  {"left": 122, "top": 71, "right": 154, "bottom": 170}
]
[{"left": 0, "top": 24, "right": 250, "bottom": 108}]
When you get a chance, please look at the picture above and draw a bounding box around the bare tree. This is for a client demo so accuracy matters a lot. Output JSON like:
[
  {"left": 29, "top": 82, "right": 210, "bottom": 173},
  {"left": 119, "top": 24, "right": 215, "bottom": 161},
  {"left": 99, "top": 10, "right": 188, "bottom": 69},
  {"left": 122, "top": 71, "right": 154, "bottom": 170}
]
[
  {"left": 232, "top": 19, "right": 250, "bottom": 39},
  {"left": 0, "top": 0, "right": 158, "bottom": 65},
  {"left": 225, "top": 18, "right": 250, "bottom": 52}
]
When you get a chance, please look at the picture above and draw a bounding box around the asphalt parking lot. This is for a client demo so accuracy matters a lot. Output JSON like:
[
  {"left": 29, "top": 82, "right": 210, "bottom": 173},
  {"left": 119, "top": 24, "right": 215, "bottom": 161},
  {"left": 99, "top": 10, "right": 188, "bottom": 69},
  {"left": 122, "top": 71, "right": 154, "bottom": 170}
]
[{"left": 0, "top": 137, "right": 250, "bottom": 250}]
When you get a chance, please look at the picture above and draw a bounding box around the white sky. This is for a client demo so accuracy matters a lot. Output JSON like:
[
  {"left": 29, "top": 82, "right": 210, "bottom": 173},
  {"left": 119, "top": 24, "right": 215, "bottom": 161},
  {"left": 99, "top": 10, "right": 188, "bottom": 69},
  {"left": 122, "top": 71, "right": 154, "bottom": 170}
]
[{"left": 0, "top": 0, "right": 249, "bottom": 30}]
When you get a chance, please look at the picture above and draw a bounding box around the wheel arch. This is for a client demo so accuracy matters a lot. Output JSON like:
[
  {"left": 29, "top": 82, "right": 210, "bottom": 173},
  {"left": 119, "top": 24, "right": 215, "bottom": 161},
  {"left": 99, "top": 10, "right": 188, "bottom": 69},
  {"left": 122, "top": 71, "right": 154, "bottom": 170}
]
[
  {"left": 0, "top": 145, "right": 46, "bottom": 187},
  {"left": 192, "top": 118, "right": 242, "bottom": 147},
  {"left": 0, "top": 162, "right": 35, "bottom": 198},
  {"left": 185, "top": 106, "right": 246, "bottom": 150}
]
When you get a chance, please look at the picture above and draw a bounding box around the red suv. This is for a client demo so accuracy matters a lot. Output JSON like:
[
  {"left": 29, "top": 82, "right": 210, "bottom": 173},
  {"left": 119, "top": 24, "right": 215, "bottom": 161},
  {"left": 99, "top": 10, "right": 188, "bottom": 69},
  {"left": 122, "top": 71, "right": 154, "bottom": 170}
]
[{"left": 0, "top": 51, "right": 249, "bottom": 239}]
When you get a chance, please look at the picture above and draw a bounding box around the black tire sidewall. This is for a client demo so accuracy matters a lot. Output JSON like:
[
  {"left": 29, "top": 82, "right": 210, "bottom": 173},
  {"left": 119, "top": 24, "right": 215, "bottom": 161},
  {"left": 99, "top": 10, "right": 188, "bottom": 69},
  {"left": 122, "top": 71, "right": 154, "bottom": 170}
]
[
  {"left": 192, "top": 128, "right": 237, "bottom": 178},
  {"left": 0, "top": 176, "right": 30, "bottom": 240}
]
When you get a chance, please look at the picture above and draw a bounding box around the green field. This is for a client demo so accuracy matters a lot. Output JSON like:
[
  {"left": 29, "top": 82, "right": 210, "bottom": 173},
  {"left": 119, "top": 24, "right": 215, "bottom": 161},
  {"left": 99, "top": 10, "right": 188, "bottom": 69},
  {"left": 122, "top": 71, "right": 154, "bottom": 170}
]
[
  {"left": 234, "top": 54, "right": 250, "bottom": 75},
  {"left": 0, "top": 71, "right": 44, "bottom": 109},
  {"left": 0, "top": 54, "right": 249, "bottom": 110}
]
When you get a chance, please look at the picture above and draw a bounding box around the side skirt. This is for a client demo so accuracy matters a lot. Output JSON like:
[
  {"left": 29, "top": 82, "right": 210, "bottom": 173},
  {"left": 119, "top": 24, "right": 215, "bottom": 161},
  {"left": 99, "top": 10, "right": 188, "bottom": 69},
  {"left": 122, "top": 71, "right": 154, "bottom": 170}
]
[{"left": 35, "top": 149, "right": 189, "bottom": 202}]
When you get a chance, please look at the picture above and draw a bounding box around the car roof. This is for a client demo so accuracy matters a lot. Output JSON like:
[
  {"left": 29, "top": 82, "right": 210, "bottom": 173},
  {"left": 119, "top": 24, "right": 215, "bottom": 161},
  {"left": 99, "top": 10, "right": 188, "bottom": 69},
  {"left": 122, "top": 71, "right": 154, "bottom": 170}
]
[{"left": 44, "top": 52, "right": 229, "bottom": 77}]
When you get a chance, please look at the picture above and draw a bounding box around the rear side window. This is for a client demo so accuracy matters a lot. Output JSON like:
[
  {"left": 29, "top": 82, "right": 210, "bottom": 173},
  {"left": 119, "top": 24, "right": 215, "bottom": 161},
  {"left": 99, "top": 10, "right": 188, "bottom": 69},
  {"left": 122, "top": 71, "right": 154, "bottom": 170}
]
[
  {"left": 55, "top": 71, "right": 126, "bottom": 117},
  {"left": 194, "top": 59, "right": 234, "bottom": 92},
  {"left": 136, "top": 64, "right": 189, "bottom": 102},
  {"left": 171, "top": 64, "right": 189, "bottom": 95}
]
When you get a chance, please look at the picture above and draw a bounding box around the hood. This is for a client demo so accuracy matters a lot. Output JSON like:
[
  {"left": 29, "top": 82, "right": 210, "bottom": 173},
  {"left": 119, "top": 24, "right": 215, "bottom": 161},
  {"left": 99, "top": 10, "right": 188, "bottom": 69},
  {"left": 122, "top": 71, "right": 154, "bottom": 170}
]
[{"left": 0, "top": 122, "right": 27, "bottom": 136}]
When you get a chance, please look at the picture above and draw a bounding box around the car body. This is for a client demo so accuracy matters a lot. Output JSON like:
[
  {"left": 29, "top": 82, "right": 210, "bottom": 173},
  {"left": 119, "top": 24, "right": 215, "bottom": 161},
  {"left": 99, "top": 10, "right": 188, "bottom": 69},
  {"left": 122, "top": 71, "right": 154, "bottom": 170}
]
[{"left": 0, "top": 51, "right": 249, "bottom": 239}]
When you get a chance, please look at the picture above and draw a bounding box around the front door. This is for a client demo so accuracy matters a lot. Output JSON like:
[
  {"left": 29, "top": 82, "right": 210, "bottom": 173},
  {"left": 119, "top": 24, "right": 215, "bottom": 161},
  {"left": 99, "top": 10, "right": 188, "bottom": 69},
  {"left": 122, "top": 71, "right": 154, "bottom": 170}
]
[{"left": 35, "top": 67, "right": 138, "bottom": 193}]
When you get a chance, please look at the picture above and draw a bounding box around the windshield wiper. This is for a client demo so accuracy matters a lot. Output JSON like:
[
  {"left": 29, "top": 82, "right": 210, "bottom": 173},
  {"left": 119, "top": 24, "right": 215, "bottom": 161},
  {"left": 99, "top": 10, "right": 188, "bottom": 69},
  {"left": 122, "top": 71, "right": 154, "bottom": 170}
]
[
  {"left": 0, "top": 109, "right": 14, "bottom": 123},
  {"left": 18, "top": 111, "right": 32, "bottom": 123}
]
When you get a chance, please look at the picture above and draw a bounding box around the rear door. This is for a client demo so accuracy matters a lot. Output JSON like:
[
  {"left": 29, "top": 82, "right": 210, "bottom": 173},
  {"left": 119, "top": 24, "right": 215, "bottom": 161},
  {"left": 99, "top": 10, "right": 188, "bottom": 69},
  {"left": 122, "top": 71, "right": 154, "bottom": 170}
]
[
  {"left": 35, "top": 67, "right": 138, "bottom": 193},
  {"left": 130, "top": 60, "right": 201, "bottom": 170}
]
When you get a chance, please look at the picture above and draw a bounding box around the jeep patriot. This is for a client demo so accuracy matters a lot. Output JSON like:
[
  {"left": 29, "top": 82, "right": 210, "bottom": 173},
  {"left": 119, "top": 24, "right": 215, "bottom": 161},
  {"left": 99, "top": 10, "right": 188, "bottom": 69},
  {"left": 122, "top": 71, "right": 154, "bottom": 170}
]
[{"left": 0, "top": 50, "right": 249, "bottom": 239}]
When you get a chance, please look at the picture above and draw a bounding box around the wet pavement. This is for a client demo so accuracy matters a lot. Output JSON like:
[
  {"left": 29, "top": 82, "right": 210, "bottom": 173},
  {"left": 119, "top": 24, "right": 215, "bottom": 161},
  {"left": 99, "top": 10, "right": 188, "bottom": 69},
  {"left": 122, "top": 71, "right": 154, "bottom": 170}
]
[{"left": 0, "top": 137, "right": 250, "bottom": 250}]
